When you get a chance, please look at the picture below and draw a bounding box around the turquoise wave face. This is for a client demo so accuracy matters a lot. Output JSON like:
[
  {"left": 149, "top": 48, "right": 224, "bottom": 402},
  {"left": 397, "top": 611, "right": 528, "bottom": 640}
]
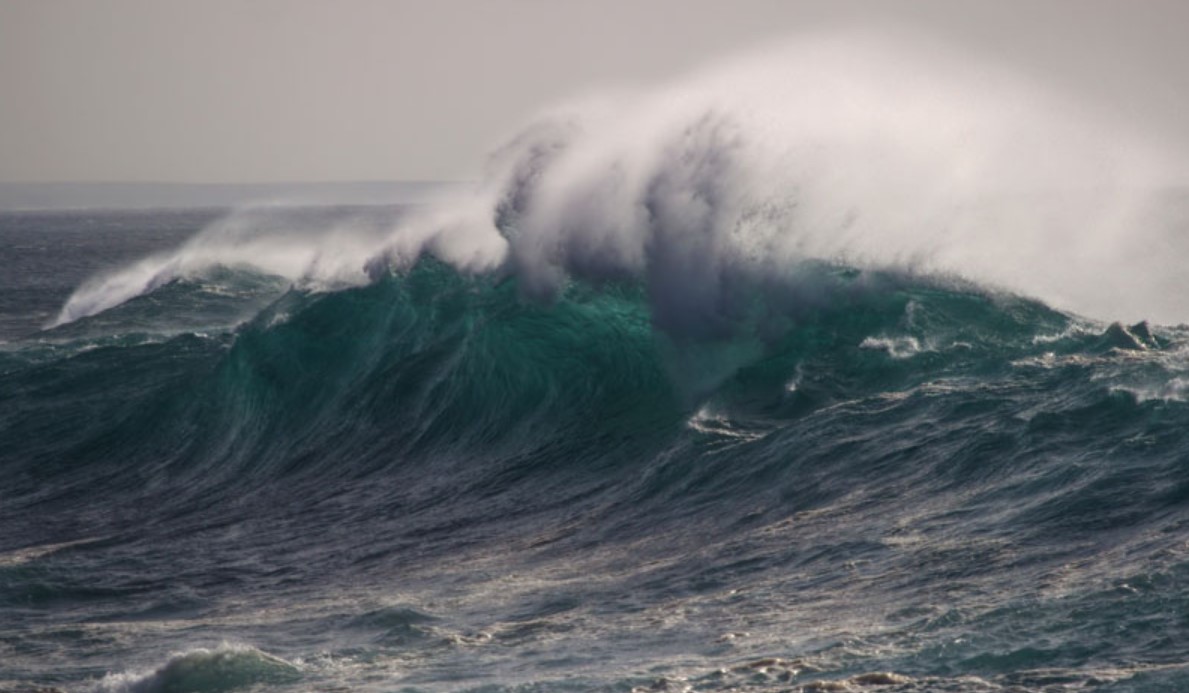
[
  {"left": 0, "top": 258, "right": 1071, "bottom": 492},
  {"left": 5, "top": 254, "right": 1189, "bottom": 692}
]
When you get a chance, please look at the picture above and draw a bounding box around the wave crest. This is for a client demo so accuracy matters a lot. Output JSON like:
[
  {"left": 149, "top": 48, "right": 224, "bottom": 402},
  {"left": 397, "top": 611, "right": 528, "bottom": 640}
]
[{"left": 54, "top": 30, "right": 1187, "bottom": 335}]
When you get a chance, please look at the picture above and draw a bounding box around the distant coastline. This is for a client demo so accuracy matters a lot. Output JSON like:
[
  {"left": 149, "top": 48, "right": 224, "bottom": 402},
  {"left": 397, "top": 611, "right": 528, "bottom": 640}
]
[{"left": 0, "top": 181, "right": 469, "bottom": 211}]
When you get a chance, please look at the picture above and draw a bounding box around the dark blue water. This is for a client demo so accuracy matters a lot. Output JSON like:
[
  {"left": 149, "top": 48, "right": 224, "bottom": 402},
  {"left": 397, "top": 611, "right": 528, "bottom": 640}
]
[{"left": 3, "top": 206, "right": 1189, "bottom": 693}]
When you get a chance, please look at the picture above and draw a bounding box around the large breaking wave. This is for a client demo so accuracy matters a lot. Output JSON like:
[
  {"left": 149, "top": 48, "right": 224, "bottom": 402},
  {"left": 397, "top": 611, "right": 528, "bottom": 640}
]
[{"left": 8, "top": 29, "right": 1189, "bottom": 693}]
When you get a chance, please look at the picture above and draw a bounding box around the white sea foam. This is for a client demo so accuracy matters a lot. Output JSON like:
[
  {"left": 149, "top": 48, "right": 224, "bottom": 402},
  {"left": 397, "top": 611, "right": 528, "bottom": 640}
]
[
  {"left": 687, "top": 403, "right": 766, "bottom": 442},
  {"left": 859, "top": 335, "right": 926, "bottom": 359}
]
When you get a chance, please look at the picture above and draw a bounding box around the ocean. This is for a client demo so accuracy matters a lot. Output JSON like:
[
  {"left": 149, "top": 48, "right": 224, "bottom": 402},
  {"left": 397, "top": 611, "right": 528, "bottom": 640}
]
[
  {"left": 3, "top": 197, "right": 1189, "bottom": 693},
  {"left": 5, "top": 35, "right": 1189, "bottom": 693}
]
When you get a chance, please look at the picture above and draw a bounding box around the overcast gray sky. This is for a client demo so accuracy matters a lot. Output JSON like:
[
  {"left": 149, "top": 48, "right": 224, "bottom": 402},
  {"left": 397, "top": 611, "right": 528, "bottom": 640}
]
[{"left": 1, "top": 0, "right": 1187, "bottom": 184}]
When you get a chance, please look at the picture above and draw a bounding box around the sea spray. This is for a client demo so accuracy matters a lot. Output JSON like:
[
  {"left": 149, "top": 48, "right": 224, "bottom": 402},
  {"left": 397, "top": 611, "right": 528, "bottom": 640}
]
[
  {"left": 379, "top": 30, "right": 1178, "bottom": 325},
  {"left": 55, "top": 31, "right": 1186, "bottom": 334}
]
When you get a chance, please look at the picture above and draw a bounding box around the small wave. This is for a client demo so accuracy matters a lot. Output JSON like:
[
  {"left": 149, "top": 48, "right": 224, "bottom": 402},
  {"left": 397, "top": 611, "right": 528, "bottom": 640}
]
[
  {"left": 52, "top": 205, "right": 400, "bottom": 327},
  {"left": 89, "top": 644, "right": 302, "bottom": 693},
  {"left": 1112, "top": 377, "right": 1189, "bottom": 403}
]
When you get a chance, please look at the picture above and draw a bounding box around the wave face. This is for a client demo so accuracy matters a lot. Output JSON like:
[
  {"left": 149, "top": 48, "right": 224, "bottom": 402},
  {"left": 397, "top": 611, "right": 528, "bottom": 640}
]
[{"left": 6, "top": 31, "right": 1189, "bottom": 693}]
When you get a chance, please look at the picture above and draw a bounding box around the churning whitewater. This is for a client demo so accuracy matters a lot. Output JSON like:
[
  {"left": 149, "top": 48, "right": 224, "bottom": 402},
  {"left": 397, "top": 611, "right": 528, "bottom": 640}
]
[{"left": 4, "top": 33, "right": 1189, "bottom": 693}]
